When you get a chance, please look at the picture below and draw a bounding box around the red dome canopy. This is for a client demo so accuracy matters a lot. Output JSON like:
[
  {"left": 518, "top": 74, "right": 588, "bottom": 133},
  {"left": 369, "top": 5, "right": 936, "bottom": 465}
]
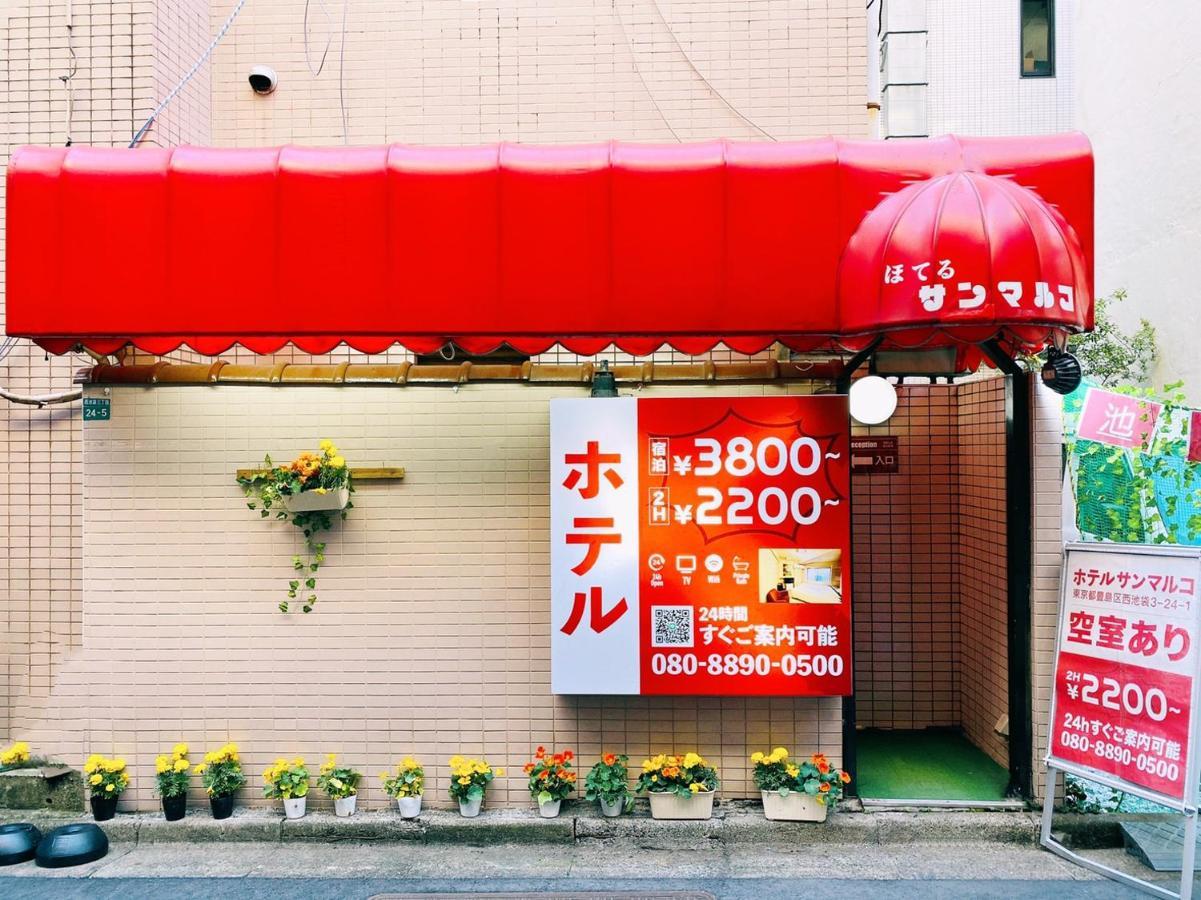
[{"left": 838, "top": 170, "right": 1091, "bottom": 351}]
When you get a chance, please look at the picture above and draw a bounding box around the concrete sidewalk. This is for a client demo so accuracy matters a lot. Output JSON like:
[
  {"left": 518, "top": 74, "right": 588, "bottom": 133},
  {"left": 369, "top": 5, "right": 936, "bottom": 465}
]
[
  {"left": 0, "top": 802, "right": 1047, "bottom": 848},
  {"left": 0, "top": 838, "right": 1179, "bottom": 897}
]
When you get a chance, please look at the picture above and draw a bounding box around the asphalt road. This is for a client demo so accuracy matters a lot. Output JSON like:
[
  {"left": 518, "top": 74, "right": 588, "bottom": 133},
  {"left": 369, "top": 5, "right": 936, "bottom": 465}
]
[{"left": 0, "top": 877, "right": 1146, "bottom": 899}]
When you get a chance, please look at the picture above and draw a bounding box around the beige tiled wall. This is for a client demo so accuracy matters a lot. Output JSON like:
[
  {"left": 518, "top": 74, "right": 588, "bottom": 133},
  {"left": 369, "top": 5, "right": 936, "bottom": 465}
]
[
  {"left": 34, "top": 380, "right": 841, "bottom": 812},
  {"left": 1030, "top": 380, "right": 1066, "bottom": 802},
  {"left": 0, "top": 0, "right": 869, "bottom": 780}
]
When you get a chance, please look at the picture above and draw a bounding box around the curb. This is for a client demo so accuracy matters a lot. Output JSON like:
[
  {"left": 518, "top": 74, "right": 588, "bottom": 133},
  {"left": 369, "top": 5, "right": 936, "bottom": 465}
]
[{"left": 0, "top": 803, "right": 1047, "bottom": 849}]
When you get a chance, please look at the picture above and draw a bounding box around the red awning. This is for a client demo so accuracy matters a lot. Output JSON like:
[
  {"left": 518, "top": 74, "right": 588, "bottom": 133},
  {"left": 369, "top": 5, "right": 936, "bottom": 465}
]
[{"left": 5, "top": 134, "right": 1093, "bottom": 359}]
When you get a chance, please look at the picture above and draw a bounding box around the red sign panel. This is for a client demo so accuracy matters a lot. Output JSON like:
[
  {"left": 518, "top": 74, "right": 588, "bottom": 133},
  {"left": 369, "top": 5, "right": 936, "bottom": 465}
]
[
  {"left": 551, "top": 396, "right": 851, "bottom": 696},
  {"left": 1047, "top": 545, "right": 1201, "bottom": 807}
]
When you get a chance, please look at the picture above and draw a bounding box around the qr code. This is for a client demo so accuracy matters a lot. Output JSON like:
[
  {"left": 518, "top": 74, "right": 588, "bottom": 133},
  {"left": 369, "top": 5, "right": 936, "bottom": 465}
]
[{"left": 651, "top": 606, "right": 694, "bottom": 648}]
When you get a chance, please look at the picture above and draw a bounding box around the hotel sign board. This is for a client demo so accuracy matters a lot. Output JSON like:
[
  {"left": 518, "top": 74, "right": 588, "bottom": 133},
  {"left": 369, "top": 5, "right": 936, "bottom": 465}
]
[
  {"left": 550, "top": 396, "right": 852, "bottom": 696},
  {"left": 1047, "top": 543, "right": 1201, "bottom": 809}
]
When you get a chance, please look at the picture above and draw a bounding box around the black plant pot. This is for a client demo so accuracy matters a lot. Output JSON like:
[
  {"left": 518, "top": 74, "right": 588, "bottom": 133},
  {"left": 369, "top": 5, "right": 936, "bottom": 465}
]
[
  {"left": 162, "top": 793, "right": 187, "bottom": 821},
  {"left": 209, "top": 794, "right": 234, "bottom": 820},
  {"left": 90, "top": 795, "right": 117, "bottom": 822}
]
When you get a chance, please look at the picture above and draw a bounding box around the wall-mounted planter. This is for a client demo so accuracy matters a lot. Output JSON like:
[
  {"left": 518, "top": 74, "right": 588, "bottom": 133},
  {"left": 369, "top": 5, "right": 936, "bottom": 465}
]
[
  {"left": 0, "top": 767, "right": 83, "bottom": 812},
  {"left": 283, "top": 488, "right": 350, "bottom": 513}
]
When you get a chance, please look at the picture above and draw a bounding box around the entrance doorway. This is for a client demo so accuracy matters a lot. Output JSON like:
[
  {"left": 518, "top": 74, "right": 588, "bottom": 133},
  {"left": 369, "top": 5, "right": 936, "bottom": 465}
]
[{"left": 848, "top": 376, "right": 1026, "bottom": 804}]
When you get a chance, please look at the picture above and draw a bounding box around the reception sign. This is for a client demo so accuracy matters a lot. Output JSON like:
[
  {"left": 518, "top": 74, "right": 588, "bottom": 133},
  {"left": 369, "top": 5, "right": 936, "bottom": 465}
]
[
  {"left": 1047, "top": 543, "right": 1201, "bottom": 808},
  {"left": 551, "top": 396, "right": 851, "bottom": 696}
]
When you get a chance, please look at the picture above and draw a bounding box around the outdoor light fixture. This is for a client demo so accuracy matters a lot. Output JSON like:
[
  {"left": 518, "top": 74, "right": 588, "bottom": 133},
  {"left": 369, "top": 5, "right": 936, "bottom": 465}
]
[
  {"left": 590, "top": 360, "right": 619, "bottom": 397},
  {"left": 1040, "top": 347, "right": 1083, "bottom": 395},
  {"left": 848, "top": 375, "right": 898, "bottom": 425},
  {"left": 248, "top": 65, "right": 278, "bottom": 95}
]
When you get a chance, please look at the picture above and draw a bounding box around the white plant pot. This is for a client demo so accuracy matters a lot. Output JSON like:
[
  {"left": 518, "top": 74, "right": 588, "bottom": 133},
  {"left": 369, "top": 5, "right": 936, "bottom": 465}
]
[
  {"left": 647, "top": 789, "right": 715, "bottom": 820},
  {"left": 397, "top": 795, "right": 423, "bottom": 819},
  {"left": 284, "top": 487, "right": 350, "bottom": 513},
  {"left": 537, "top": 798, "right": 562, "bottom": 818},
  {"left": 458, "top": 795, "right": 483, "bottom": 818},
  {"left": 599, "top": 797, "right": 625, "bottom": 818},
  {"left": 761, "top": 789, "right": 829, "bottom": 822},
  {"left": 334, "top": 795, "right": 357, "bottom": 818},
  {"left": 283, "top": 796, "right": 307, "bottom": 819}
]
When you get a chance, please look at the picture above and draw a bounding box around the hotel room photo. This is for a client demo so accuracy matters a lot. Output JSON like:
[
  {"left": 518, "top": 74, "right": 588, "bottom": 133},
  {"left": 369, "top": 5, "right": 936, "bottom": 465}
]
[{"left": 758, "top": 548, "right": 843, "bottom": 605}]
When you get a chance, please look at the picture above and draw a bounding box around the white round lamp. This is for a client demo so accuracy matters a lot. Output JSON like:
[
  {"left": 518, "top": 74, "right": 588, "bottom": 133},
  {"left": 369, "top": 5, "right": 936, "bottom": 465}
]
[{"left": 849, "top": 375, "right": 898, "bottom": 425}]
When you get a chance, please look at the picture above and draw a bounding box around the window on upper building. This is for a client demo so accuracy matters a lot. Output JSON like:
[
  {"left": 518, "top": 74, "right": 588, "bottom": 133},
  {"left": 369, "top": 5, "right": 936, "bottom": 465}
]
[{"left": 1020, "top": 0, "right": 1055, "bottom": 77}]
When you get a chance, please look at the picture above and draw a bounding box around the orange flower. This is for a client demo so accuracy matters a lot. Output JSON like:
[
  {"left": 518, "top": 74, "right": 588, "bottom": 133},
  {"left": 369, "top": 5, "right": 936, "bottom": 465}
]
[
  {"left": 535, "top": 746, "right": 545, "bottom": 759},
  {"left": 563, "top": 750, "right": 574, "bottom": 762},
  {"left": 818, "top": 761, "right": 831, "bottom": 774},
  {"left": 839, "top": 771, "right": 851, "bottom": 784},
  {"left": 602, "top": 752, "right": 616, "bottom": 766},
  {"left": 523, "top": 763, "right": 534, "bottom": 774},
  {"left": 539, "top": 770, "right": 549, "bottom": 781},
  {"left": 810, "top": 753, "right": 828, "bottom": 766},
  {"left": 565, "top": 771, "right": 577, "bottom": 782},
  {"left": 552, "top": 754, "right": 564, "bottom": 765},
  {"left": 819, "top": 782, "right": 831, "bottom": 792}
]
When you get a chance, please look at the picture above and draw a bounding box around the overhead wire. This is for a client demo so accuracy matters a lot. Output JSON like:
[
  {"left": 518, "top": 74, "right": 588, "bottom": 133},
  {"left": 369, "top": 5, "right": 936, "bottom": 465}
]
[{"left": 130, "top": 0, "right": 251, "bottom": 147}]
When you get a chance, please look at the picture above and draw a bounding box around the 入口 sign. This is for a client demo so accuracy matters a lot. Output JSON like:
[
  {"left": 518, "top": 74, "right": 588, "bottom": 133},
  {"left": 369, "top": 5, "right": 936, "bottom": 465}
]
[
  {"left": 1046, "top": 543, "right": 1201, "bottom": 808},
  {"left": 550, "top": 396, "right": 852, "bottom": 696},
  {"left": 850, "top": 436, "right": 898, "bottom": 474}
]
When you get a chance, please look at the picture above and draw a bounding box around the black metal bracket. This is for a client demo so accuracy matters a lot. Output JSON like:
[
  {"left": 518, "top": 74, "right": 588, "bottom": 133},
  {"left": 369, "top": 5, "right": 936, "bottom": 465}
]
[{"left": 836, "top": 335, "right": 885, "bottom": 393}]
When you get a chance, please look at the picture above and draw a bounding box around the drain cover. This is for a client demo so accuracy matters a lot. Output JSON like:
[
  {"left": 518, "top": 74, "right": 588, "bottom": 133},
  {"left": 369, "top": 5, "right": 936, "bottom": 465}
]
[{"left": 371, "top": 894, "right": 715, "bottom": 900}]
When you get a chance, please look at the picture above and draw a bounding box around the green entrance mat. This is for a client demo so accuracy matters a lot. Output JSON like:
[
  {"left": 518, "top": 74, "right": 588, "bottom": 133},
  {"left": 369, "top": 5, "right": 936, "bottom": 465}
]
[{"left": 856, "top": 728, "right": 1009, "bottom": 801}]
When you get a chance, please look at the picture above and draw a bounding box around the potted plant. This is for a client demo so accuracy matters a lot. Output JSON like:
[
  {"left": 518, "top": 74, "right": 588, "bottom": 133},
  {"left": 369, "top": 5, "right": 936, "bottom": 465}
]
[
  {"left": 380, "top": 756, "right": 424, "bottom": 818},
  {"left": 83, "top": 755, "right": 129, "bottom": 821},
  {"left": 448, "top": 755, "right": 503, "bottom": 818},
  {"left": 195, "top": 742, "right": 245, "bottom": 820},
  {"left": 522, "top": 747, "right": 576, "bottom": 818},
  {"left": 317, "top": 753, "right": 362, "bottom": 817},
  {"left": 585, "top": 752, "right": 632, "bottom": 817},
  {"left": 154, "top": 743, "right": 191, "bottom": 821},
  {"left": 752, "top": 748, "right": 850, "bottom": 822},
  {"left": 237, "top": 440, "right": 354, "bottom": 613},
  {"left": 636, "top": 752, "right": 719, "bottom": 820},
  {"left": 262, "top": 757, "right": 310, "bottom": 819}
]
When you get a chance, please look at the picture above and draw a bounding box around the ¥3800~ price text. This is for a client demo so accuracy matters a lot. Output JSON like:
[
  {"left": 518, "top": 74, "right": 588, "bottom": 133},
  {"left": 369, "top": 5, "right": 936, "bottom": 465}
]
[{"left": 650, "top": 652, "right": 844, "bottom": 678}]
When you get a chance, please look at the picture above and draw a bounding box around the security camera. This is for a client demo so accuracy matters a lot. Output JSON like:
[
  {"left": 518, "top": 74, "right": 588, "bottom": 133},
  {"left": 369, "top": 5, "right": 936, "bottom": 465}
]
[{"left": 248, "top": 65, "right": 277, "bottom": 95}]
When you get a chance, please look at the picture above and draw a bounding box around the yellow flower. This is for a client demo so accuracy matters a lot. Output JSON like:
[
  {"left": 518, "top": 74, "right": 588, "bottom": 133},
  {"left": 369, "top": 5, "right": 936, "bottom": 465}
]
[
  {"left": 314, "top": 487, "right": 328, "bottom": 495},
  {"left": 173, "top": 759, "right": 189, "bottom": 773},
  {"left": 769, "top": 747, "right": 789, "bottom": 764},
  {"left": 155, "top": 755, "right": 169, "bottom": 774},
  {"left": 457, "top": 776, "right": 470, "bottom": 785},
  {"left": 785, "top": 764, "right": 799, "bottom": 779},
  {"left": 104, "top": 784, "right": 114, "bottom": 793},
  {"left": 172, "top": 743, "right": 188, "bottom": 759},
  {"left": 683, "top": 752, "right": 703, "bottom": 769},
  {"left": 495, "top": 768, "right": 505, "bottom": 777},
  {"left": 378, "top": 771, "right": 389, "bottom": 781},
  {"left": 330, "top": 456, "right": 346, "bottom": 469},
  {"left": 750, "top": 751, "right": 765, "bottom": 764},
  {"left": 89, "top": 773, "right": 102, "bottom": 785},
  {"left": 689, "top": 782, "right": 702, "bottom": 794},
  {"left": 319, "top": 440, "right": 334, "bottom": 453},
  {"left": 194, "top": 763, "right": 207, "bottom": 775}
]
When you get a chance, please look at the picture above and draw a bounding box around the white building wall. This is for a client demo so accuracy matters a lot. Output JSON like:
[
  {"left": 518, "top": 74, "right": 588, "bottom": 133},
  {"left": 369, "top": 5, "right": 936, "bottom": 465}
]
[
  {"left": 1074, "top": 1, "right": 1201, "bottom": 398},
  {"left": 872, "top": 0, "right": 1075, "bottom": 138}
]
